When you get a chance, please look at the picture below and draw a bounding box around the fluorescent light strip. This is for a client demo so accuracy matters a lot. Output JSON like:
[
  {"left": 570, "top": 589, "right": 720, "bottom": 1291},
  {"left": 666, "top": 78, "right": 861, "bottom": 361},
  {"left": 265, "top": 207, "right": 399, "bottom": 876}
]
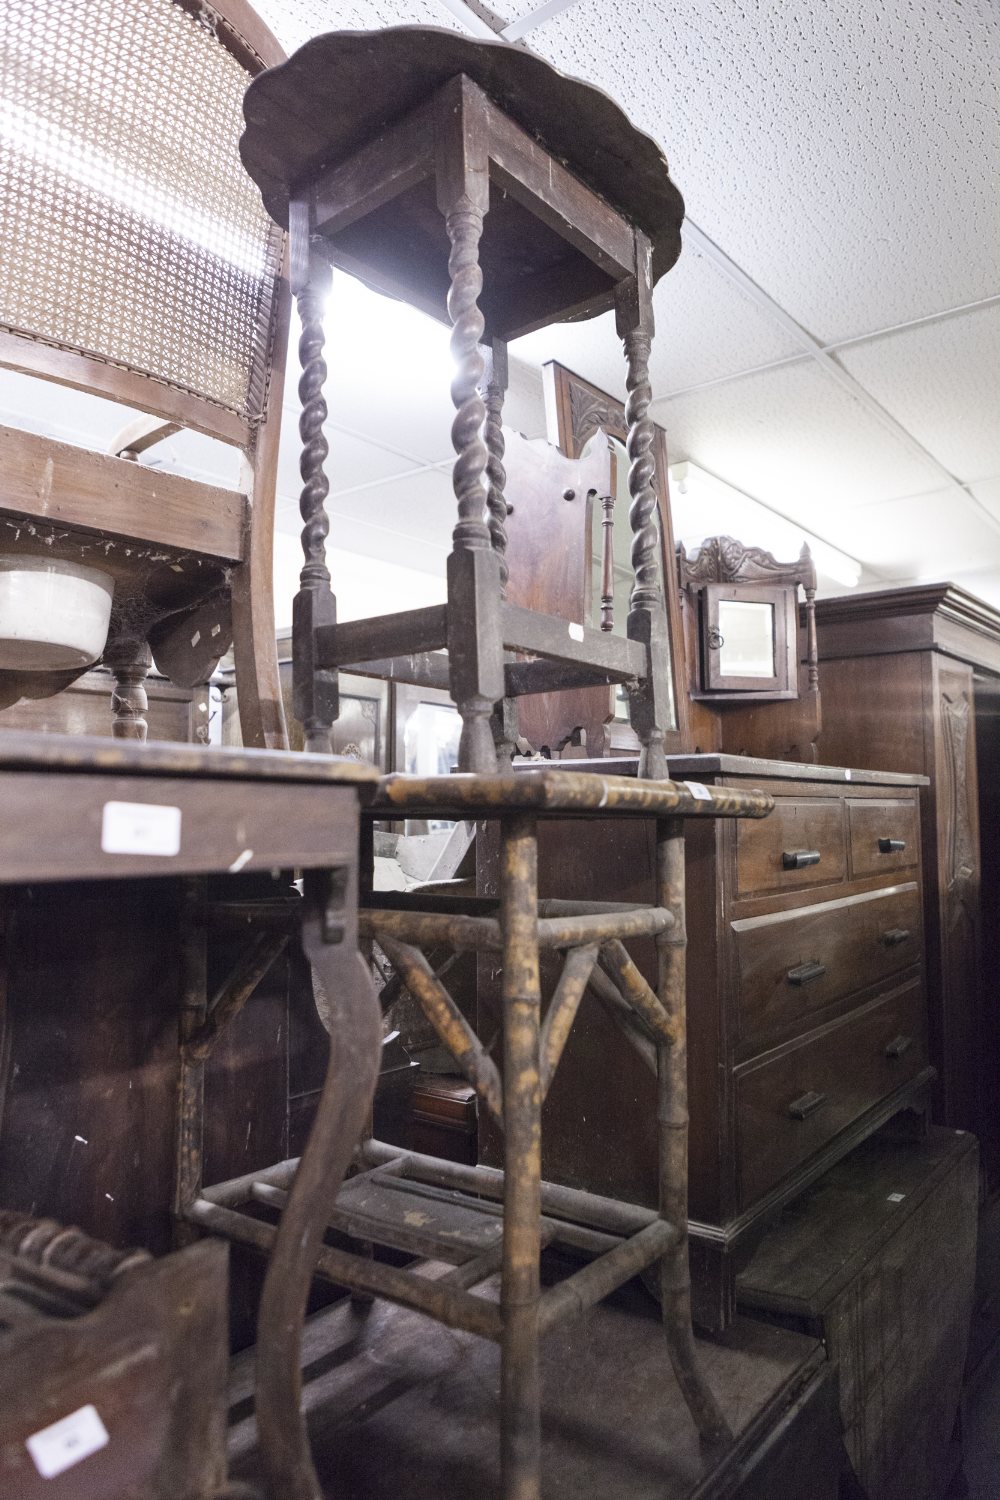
[
  {"left": 433, "top": 0, "right": 501, "bottom": 39},
  {"left": 502, "top": 0, "right": 585, "bottom": 42},
  {"left": 0, "top": 99, "right": 267, "bottom": 278}
]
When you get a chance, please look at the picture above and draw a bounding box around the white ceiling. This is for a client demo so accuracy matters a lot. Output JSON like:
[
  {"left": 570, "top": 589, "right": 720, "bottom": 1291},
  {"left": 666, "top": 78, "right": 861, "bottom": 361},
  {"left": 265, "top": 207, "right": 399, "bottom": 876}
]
[{"left": 4, "top": 0, "right": 998, "bottom": 613}]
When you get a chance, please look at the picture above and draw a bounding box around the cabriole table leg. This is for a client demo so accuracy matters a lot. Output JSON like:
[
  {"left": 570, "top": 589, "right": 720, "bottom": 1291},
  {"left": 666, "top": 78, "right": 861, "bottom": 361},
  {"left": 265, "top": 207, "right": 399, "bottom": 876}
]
[{"left": 255, "top": 868, "right": 382, "bottom": 1500}]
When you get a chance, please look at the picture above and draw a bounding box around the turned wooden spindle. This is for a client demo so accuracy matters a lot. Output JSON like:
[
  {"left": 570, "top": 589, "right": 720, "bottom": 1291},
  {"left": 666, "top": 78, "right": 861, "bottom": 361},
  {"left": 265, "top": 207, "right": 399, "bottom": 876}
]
[
  {"left": 447, "top": 202, "right": 491, "bottom": 557},
  {"left": 623, "top": 325, "right": 661, "bottom": 619},
  {"left": 805, "top": 586, "right": 819, "bottom": 694},
  {"left": 483, "top": 339, "right": 510, "bottom": 597},
  {"left": 599, "top": 492, "right": 616, "bottom": 631},
  {"left": 619, "top": 233, "right": 669, "bottom": 780},
  {"left": 291, "top": 202, "right": 337, "bottom": 755},
  {"left": 106, "top": 637, "right": 151, "bottom": 741},
  {"left": 438, "top": 84, "right": 504, "bottom": 777}
]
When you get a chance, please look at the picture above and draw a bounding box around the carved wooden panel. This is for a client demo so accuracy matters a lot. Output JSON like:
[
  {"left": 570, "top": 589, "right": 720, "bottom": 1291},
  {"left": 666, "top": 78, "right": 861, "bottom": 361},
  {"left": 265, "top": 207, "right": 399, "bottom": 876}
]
[
  {"left": 544, "top": 361, "right": 692, "bottom": 751},
  {"left": 932, "top": 657, "right": 981, "bottom": 1134}
]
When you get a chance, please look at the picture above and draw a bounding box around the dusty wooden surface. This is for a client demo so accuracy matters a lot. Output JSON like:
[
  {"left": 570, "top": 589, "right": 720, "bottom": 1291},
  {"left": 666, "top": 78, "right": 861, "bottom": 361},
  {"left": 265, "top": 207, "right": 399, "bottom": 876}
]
[
  {"left": 738, "top": 1126, "right": 978, "bottom": 1500},
  {"left": 0, "top": 728, "right": 377, "bottom": 783},
  {"left": 0, "top": 1240, "right": 229, "bottom": 1500},
  {"left": 374, "top": 768, "right": 772, "bottom": 819},
  {"left": 228, "top": 1285, "right": 841, "bottom": 1500}
]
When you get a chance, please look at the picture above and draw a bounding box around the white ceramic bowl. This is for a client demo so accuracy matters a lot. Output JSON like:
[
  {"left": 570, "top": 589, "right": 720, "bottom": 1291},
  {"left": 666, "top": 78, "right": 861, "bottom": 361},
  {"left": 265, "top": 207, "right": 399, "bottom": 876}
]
[{"left": 0, "top": 556, "right": 114, "bottom": 672}]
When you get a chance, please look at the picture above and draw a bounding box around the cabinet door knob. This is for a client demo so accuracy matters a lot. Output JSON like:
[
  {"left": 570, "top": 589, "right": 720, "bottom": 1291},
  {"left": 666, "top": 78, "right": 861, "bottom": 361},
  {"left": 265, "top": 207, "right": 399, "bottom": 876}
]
[
  {"left": 787, "top": 960, "right": 827, "bottom": 986},
  {"left": 885, "top": 1034, "right": 913, "bottom": 1059},
  {"left": 878, "top": 837, "right": 906, "bottom": 854},
  {"left": 788, "top": 1090, "right": 827, "bottom": 1120},
  {"left": 882, "top": 927, "right": 910, "bottom": 947},
  {"left": 782, "top": 849, "right": 822, "bottom": 870}
]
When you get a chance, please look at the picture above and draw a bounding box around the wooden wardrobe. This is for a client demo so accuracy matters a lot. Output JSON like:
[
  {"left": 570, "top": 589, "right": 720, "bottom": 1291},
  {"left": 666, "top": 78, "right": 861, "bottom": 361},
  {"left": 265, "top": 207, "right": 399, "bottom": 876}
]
[{"left": 815, "top": 583, "right": 1000, "bottom": 1198}]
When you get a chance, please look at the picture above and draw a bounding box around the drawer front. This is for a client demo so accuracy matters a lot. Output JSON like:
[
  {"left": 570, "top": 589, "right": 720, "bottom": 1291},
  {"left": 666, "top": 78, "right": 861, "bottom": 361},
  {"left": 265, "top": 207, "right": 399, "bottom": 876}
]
[
  {"left": 847, "top": 798, "right": 919, "bottom": 878},
  {"left": 734, "top": 883, "right": 923, "bottom": 1042},
  {"left": 736, "top": 980, "right": 926, "bottom": 1208},
  {"left": 736, "top": 798, "right": 846, "bottom": 897}
]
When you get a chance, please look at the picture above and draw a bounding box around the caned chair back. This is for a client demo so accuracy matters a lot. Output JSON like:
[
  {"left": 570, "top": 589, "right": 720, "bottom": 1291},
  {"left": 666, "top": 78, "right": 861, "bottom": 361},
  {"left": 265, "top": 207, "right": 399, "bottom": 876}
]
[{"left": 0, "top": 0, "right": 285, "bottom": 448}]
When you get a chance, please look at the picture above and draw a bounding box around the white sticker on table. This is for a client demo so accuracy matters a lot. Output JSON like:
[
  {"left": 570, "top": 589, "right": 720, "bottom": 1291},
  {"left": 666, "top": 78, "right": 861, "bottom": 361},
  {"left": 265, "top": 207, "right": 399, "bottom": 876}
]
[
  {"left": 101, "top": 801, "right": 182, "bottom": 857},
  {"left": 684, "top": 781, "right": 713, "bottom": 802},
  {"left": 26, "top": 1404, "right": 109, "bottom": 1479},
  {"left": 568, "top": 622, "right": 585, "bottom": 642}
]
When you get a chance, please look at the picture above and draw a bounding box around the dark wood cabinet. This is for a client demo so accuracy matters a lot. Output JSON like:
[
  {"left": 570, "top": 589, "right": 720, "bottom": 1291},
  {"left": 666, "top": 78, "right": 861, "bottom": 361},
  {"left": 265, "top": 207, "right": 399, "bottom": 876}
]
[
  {"left": 738, "top": 1126, "right": 978, "bottom": 1500},
  {"left": 482, "top": 754, "right": 931, "bottom": 1329},
  {"left": 815, "top": 583, "right": 1000, "bottom": 1195}
]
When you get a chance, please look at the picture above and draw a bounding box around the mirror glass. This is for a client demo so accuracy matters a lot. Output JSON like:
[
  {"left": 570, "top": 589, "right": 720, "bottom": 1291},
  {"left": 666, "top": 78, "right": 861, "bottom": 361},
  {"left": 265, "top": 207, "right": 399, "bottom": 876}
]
[{"left": 717, "top": 599, "right": 776, "bottom": 678}]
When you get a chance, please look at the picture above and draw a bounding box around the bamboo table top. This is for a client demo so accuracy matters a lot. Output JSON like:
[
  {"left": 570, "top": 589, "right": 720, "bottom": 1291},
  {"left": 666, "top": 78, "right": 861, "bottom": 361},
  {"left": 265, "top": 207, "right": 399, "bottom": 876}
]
[{"left": 372, "top": 768, "right": 774, "bottom": 820}]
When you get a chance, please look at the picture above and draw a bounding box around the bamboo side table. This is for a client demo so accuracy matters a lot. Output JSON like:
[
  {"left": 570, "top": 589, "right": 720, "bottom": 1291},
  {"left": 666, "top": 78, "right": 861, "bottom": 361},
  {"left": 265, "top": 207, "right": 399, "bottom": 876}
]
[{"left": 199, "top": 766, "right": 772, "bottom": 1500}]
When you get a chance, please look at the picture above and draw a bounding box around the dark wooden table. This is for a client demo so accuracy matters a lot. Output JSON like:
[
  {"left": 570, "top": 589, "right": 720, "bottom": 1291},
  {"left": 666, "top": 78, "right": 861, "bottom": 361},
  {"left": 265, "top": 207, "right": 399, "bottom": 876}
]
[
  {"left": 0, "top": 730, "right": 382, "bottom": 1495},
  {"left": 738, "top": 1124, "right": 979, "bottom": 1500}
]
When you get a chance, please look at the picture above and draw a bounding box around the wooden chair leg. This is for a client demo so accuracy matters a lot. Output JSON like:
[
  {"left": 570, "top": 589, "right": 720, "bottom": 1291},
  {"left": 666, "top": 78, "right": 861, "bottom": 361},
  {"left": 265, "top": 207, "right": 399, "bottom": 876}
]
[
  {"left": 500, "top": 812, "right": 543, "bottom": 1500},
  {"left": 437, "top": 79, "right": 504, "bottom": 775},
  {"left": 105, "top": 635, "right": 151, "bottom": 740},
  {"left": 483, "top": 336, "right": 510, "bottom": 596},
  {"left": 655, "top": 818, "right": 731, "bottom": 1445},
  {"left": 616, "top": 233, "right": 671, "bottom": 781},
  {"left": 231, "top": 555, "right": 288, "bottom": 751}
]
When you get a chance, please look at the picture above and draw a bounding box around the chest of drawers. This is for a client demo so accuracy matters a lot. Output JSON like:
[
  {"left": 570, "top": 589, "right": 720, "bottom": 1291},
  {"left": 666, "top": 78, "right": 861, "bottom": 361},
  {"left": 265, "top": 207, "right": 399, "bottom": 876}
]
[{"left": 501, "top": 755, "right": 932, "bottom": 1329}]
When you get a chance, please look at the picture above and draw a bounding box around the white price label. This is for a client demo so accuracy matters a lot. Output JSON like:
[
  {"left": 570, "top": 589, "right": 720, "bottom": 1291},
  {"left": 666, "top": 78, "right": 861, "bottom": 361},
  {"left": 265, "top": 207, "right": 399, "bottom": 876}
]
[
  {"left": 683, "top": 781, "right": 713, "bottom": 802},
  {"left": 568, "top": 622, "right": 585, "bottom": 642},
  {"left": 101, "top": 801, "right": 181, "bottom": 857},
  {"left": 26, "top": 1404, "right": 109, "bottom": 1479}
]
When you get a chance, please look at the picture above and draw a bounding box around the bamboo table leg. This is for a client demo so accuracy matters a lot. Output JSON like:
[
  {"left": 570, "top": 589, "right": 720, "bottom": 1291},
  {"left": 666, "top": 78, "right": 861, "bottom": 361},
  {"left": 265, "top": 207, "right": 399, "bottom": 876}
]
[
  {"left": 655, "top": 817, "right": 731, "bottom": 1447},
  {"left": 255, "top": 868, "right": 383, "bottom": 1500},
  {"left": 500, "top": 812, "right": 543, "bottom": 1500}
]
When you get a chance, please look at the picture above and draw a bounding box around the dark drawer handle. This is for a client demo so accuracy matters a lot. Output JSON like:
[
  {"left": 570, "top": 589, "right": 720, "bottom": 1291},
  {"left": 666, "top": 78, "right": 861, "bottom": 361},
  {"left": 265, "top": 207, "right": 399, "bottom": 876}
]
[
  {"left": 885, "top": 1034, "right": 913, "bottom": 1059},
  {"left": 882, "top": 928, "right": 910, "bottom": 947},
  {"left": 788, "top": 1090, "right": 828, "bottom": 1120},
  {"left": 787, "top": 960, "right": 827, "bottom": 986},
  {"left": 878, "top": 838, "right": 906, "bottom": 854},
  {"left": 782, "top": 849, "right": 822, "bottom": 870}
]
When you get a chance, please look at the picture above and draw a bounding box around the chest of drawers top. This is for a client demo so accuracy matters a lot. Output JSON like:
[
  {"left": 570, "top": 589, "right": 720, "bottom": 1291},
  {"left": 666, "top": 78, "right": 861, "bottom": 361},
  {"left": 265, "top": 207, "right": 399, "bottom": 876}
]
[{"left": 664, "top": 754, "right": 927, "bottom": 910}]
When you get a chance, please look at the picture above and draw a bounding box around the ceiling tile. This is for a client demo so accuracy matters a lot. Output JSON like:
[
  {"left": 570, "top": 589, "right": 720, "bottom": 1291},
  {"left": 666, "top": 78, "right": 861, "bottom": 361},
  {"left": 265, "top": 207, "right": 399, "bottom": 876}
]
[
  {"left": 654, "top": 360, "right": 944, "bottom": 521},
  {"left": 274, "top": 404, "right": 420, "bottom": 503},
  {"left": 970, "top": 478, "right": 1000, "bottom": 524},
  {"left": 287, "top": 276, "right": 456, "bottom": 464},
  {"left": 254, "top": 0, "right": 464, "bottom": 53},
  {"left": 531, "top": 0, "right": 1000, "bottom": 342},
  {"left": 277, "top": 465, "right": 456, "bottom": 576},
  {"left": 511, "top": 233, "right": 804, "bottom": 399},
  {"left": 813, "top": 488, "right": 1000, "bottom": 578},
  {"left": 837, "top": 303, "right": 1000, "bottom": 483}
]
